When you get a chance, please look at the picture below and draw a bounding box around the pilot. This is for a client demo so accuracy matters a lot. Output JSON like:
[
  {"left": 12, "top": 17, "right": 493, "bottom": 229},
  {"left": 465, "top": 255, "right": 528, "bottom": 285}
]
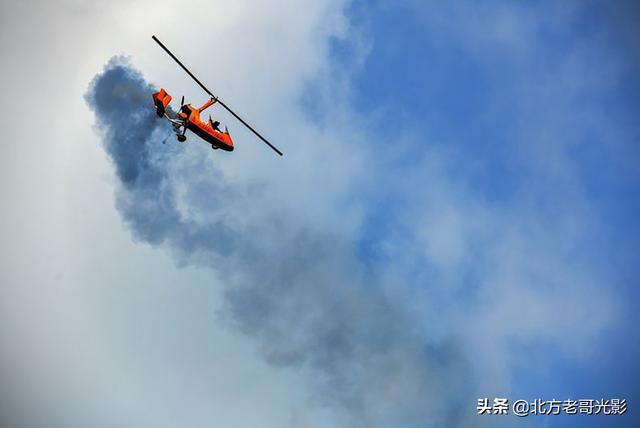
[{"left": 209, "top": 118, "right": 221, "bottom": 132}]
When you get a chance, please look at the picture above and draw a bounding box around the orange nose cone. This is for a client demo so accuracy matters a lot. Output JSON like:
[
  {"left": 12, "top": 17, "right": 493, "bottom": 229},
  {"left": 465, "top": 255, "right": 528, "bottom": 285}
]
[{"left": 224, "top": 133, "right": 234, "bottom": 151}]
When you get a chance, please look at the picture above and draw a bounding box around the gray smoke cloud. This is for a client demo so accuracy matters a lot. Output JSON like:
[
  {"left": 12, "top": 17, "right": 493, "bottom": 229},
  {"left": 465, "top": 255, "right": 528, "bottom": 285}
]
[{"left": 85, "top": 57, "right": 473, "bottom": 427}]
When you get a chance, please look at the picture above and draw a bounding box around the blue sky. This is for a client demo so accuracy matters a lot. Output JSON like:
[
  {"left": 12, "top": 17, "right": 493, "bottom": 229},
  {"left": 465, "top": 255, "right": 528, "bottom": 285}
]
[
  {"left": 1, "top": 1, "right": 638, "bottom": 428},
  {"left": 302, "top": 0, "right": 640, "bottom": 425},
  {"left": 323, "top": 1, "right": 639, "bottom": 426}
]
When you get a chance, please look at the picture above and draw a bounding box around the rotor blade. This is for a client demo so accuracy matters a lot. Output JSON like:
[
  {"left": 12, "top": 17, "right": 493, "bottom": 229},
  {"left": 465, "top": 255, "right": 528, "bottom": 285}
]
[
  {"left": 152, "top": 35, "right": 283, "bottom": 156},
  {"left": 216, "top": 98, "right": 283, "bottom": 156},
  {"left": 152, "top": 35, "right": 216, "bottom": 97}
]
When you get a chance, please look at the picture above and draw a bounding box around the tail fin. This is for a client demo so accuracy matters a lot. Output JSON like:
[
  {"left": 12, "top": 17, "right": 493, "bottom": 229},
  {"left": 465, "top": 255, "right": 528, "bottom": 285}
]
[{"left": 152, "top": 88, "right": 172, "bottom": 117}]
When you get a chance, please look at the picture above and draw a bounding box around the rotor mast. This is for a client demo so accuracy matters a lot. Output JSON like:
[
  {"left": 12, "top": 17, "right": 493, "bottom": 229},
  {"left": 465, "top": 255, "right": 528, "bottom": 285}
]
[{"left": 152, "top": 35, "right": 283, "bottom": 156}]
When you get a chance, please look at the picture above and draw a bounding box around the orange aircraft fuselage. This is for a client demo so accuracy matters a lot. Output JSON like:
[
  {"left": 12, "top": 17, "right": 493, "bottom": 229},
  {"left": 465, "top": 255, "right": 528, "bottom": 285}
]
[{"left": 152, "top": 88, "right": 234, "bottom": 151}]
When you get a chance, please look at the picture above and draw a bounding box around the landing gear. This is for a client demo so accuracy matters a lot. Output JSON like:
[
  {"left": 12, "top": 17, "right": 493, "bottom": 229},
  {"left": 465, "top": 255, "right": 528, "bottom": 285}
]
[
  {"left": 211, "top": 144, "right": 219, "bottom": 150},
  {"left": 177, "top": 125, "right": 187, "bottom": 142}
]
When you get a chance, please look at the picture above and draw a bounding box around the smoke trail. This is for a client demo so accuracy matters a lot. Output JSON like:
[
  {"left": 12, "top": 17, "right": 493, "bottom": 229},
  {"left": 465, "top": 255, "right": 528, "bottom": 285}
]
[{"left": 85, "top": 57, "right": 472, "bottom": 427}]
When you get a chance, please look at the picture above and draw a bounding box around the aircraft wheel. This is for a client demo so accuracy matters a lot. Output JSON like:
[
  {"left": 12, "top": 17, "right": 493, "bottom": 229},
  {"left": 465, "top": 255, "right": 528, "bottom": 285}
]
[{"left": 177, "top": 134, "right": 187, "bottom": 142}]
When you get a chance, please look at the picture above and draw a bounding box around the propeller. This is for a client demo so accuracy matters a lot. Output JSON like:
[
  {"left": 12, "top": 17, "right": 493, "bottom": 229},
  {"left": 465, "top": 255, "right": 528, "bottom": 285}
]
[
  {"left": 177, "top": 95, "right": 188, "bottom": 132},
  {"left": 178, "top": 95, "right": 187, "bottom": 116},
  {"left": 168, "top": 95, "right": 186, "bottom": 123}
]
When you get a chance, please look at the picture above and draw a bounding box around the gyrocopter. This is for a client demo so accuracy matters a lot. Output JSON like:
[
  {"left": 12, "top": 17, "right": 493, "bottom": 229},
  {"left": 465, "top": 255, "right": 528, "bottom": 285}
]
[{"left": 151, "top": 35, "right": 283, "bottom": 156}]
